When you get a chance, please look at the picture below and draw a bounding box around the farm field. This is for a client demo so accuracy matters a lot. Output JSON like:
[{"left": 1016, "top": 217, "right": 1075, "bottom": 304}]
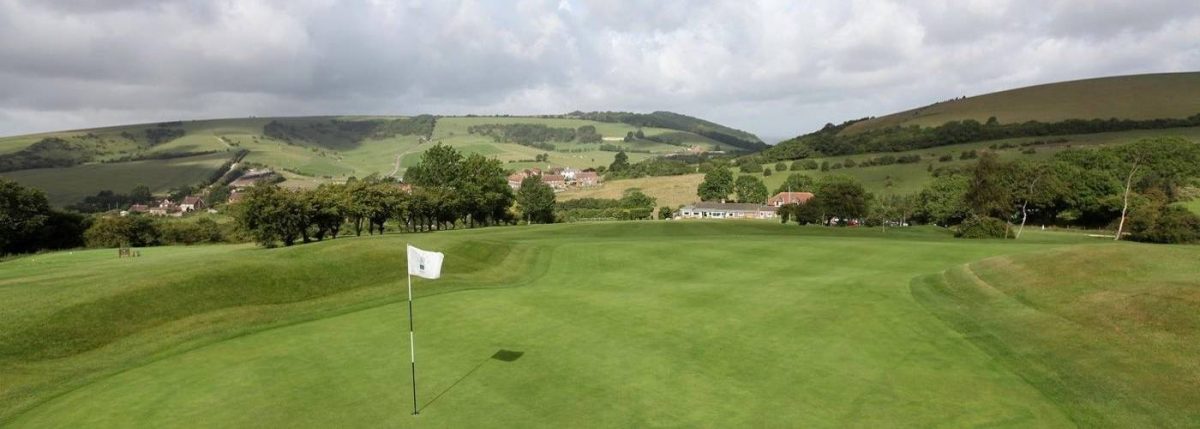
[
  {"left": 3, "top": 222, "right": 1196, "bottom": 427},
  {"left": 558, "top": 173, "right": 704, "bottom": 209},
  {"left": 0, "top": 152, "right": 235, "bottom": 207}
]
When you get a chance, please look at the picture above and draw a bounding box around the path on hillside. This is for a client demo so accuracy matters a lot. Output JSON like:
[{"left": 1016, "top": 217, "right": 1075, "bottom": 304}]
[{"left": 388, "top": 137, "right": 428, "bottom": 178}]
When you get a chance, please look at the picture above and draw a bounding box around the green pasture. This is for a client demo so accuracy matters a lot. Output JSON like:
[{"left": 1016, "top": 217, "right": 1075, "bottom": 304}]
[
  {"left": 3, "top": 222, "right": 1195, "bottom": 427},
  {"left": 0, "top": 152, "right": 234, "bottom": 206},
  {"left": 751, "top": 126, "right": 1200, "bottom": 196}
]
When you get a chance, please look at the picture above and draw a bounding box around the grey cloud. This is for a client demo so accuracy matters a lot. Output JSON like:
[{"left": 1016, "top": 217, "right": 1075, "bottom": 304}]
[{"left": 0, "top": 0, "right": 1198, "bottom": 139}]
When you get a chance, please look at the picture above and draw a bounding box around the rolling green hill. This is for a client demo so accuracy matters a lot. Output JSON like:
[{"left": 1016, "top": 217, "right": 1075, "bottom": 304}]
[
  {"left": 845, "top": 72, "right": 1200, "bottom": 134},
  {"left": 7, "top": 222, "right": 1198, "bottom": 427},
  {"left": 0, "top": 113, "right": 758, "bottom": 206}
]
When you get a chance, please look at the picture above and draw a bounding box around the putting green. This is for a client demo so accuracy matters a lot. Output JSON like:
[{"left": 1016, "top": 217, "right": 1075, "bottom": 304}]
[{"left": 0, "top": 223, "right": 1168, "bottom": 427}]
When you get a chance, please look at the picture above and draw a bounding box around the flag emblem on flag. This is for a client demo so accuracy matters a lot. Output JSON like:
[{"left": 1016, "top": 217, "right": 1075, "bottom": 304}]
[{"left": 407, "top": 245, "right": 444, "bottom": 280}]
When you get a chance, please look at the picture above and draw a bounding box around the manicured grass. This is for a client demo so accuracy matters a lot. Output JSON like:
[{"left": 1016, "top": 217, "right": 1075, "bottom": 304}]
[
  {"left": 912, "top": 243, "right": 1200, "bottom": 427},
  {"left": 6, "top": 222, "right": 1191, "bottom": 427},
  {"left": 0, "top": 152, "right": 234, "bottom": 206},
  {"left": 846, "top": 72, "right": 1200, "bottom": 133}
]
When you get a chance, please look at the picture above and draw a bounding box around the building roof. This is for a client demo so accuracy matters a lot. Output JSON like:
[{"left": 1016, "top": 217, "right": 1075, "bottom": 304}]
[
  {"left": 690, "top": 202, "right": 775, "bottom": 212},
  {"left": 575, "top": 171, "right": 598, "bottom": 179},
  {"left": 768, "top": 192, "right": 815, "bottom": 205},
  {"left": 541, "top": 174, "right": 566, "bottom": 182},
  {"left": 182, "top": 196, "right": 203, "bottom": 205}
]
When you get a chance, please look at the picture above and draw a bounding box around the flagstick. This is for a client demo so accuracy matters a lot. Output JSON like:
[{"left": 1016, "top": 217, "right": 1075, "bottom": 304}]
[{"left": 408, "top": 268, "right": 418, "bottom": 415}]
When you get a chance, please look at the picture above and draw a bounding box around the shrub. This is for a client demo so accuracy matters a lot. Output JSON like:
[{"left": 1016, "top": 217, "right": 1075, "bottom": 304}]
[
  {"left": 1129, "top": 206, "right": 1200, "bottom": 244},
  {"left": 955, "top": 216, "right": 1012, "bottom": 239},
  {"left": 84, "top": 216, "right": 161, "bottom": 248}
]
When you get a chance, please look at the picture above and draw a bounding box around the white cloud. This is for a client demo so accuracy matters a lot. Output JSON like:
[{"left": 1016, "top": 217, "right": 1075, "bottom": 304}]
[{"left": 0, "top": 0, "right": 1197, "bottom": 139}]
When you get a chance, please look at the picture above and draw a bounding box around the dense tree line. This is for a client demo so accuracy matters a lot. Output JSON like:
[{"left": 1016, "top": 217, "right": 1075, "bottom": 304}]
[
  {"left": 234, "top": 143, "right": 523, "bottom": 247},
  {"left": 263, "top": 117, "right": 435, "bottom": 150},
  {"left": 555, "top": 189, "right": 657, "bottom": 221},
  {"left": 84, "top": 215, "right": 236, "bottom": 247},
  {"left": 776, "top": 175, "right": 871, "bottom": 226},
  {"left": 604, "top": 157, "right": 694, "bottom": 179},
  {"left": 68, "top": 186, "right": 155, "bottom": 213},
  {"left": 144, "top": 128, "right": 186, "bottom": 146},
  {"left": 911, "top": 137, "right": 1200, "bottom": 242},
  {"left": 467, "top": 123, "right": 578, "bottom": 149},
  {"left": 767, "top": 113, "right": 1200, "bottom": 158},
  {"left": 1, "top": 179, "right": 88, "bottom": 254}
]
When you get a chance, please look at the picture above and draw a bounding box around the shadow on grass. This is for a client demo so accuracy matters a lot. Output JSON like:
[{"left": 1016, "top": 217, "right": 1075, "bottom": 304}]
[{"left": 420, "top": 349, "right": 524, "bottom": 412}]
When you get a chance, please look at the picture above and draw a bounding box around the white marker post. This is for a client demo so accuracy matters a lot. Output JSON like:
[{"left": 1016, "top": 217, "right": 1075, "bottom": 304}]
[{"left": 405, "top": 244, "right": 444, "bottom": 416}]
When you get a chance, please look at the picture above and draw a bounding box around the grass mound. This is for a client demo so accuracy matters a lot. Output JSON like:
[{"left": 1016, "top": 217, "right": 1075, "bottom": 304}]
[{"left": 912, "top": 244, "right": 1200, "bottom": 427}]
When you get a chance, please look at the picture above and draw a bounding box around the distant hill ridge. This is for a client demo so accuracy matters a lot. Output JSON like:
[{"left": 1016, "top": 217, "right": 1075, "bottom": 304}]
[
  {"left": 764, "top": 72, "right": 1200, "bottom": 159},
  {"left": 848, "top": 72, "right": 1200, "bottom": 133}
]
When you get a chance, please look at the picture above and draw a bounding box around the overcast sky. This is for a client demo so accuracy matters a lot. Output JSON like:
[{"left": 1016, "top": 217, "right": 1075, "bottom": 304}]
[{"left": 1, "top": 0, "right": 1198, "bottom": 141}]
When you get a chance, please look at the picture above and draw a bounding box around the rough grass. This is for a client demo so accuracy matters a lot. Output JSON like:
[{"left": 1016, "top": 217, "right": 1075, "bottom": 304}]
[
  {"left": 912, "top": 243, "right": 1200, "bottom": 427},
  {"left": 558, "top": 173, "right": 704, "bottom": 209},
  {"left": 6, "top": 222, "right": 1190, "bottom": 427},
  {"left": 846, "top": 72, "right": 1200, "bottom": 133}
]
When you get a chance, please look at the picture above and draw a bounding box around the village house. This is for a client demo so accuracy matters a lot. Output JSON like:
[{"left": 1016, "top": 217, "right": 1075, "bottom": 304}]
[
  {"left": 180, "top": 196, "right": 206, "bottom": 212},
  {"left": 146, "top": 199, "right": 184, "bottom": 217},
  {"left": 574, "top": 171, "right": 600, "bottom": 186},
  {"left": 766, "top": 192, "right": 814, "bottom": 207},
  {"left": 508, "top": 167, "right": 601, "bottom": 190},
  {"left": 676, "top": 202, "right": 778, "bottom": 220},
  {"left": 541, "top": 174, "right": 567, "bottom": 191},
  {"left": 507, "top": 172, "right": 527, "bottom": 190}
]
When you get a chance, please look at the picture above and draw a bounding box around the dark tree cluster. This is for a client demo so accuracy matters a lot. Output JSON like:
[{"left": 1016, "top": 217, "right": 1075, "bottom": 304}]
[
  {"left": 0, "top": 137, "right": 96, "bottom": 172},
  {"left": 144, "top": 128, "right": 186, "bottom": 146},
  {"left": 467, "top": 123, "right": 578, "bottom": 151},
  {"left": 555, "top": 189, "right": 657, "bottom": 222},
  {"left": 235, "top": 144, "right": 518, "bottom": 247},
  {"left": 911, "top": 137, "right": 1200, "bottom": 242},
  {"left": 775, "top": 175, "right": 871, "bottom": 226},
  {"left": 1, "top": 179, "right": 88, "bottom": 255}
]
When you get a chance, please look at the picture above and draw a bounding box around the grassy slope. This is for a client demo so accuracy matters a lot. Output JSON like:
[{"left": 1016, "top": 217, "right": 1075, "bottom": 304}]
[
  {"left": 0, "top": 116, "right": 738, "bottom": 205},
  {"left": 912, "top": 244, "right": 1200, "bottom": 427},
  {"left": 0, "top": 152, "right": 234, "bottom": 206},
  {"left": 558, "top": 173, "right": 704, "bottom": 209},
  {"left": 845, "top": 72, "right": 1200, "bottom": 134},
  {"left": 6, "top": 222, "right": 1193, "bottom": 427},
  {"left": 583, "top": 127, "right": 1200, "bottom": 202},
  {"left": 761, "top": 127, "right": 1200, "bottom": 196}
]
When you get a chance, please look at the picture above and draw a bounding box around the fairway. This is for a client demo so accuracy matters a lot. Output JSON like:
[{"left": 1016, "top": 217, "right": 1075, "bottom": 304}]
[{"left": 1, "top": 223, "right": 1196, "bottom": 427}]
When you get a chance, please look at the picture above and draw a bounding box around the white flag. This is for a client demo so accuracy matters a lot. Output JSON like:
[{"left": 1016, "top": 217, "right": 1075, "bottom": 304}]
[{"left": 407, "top": 245, "right": 444, "bottom": 280}]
